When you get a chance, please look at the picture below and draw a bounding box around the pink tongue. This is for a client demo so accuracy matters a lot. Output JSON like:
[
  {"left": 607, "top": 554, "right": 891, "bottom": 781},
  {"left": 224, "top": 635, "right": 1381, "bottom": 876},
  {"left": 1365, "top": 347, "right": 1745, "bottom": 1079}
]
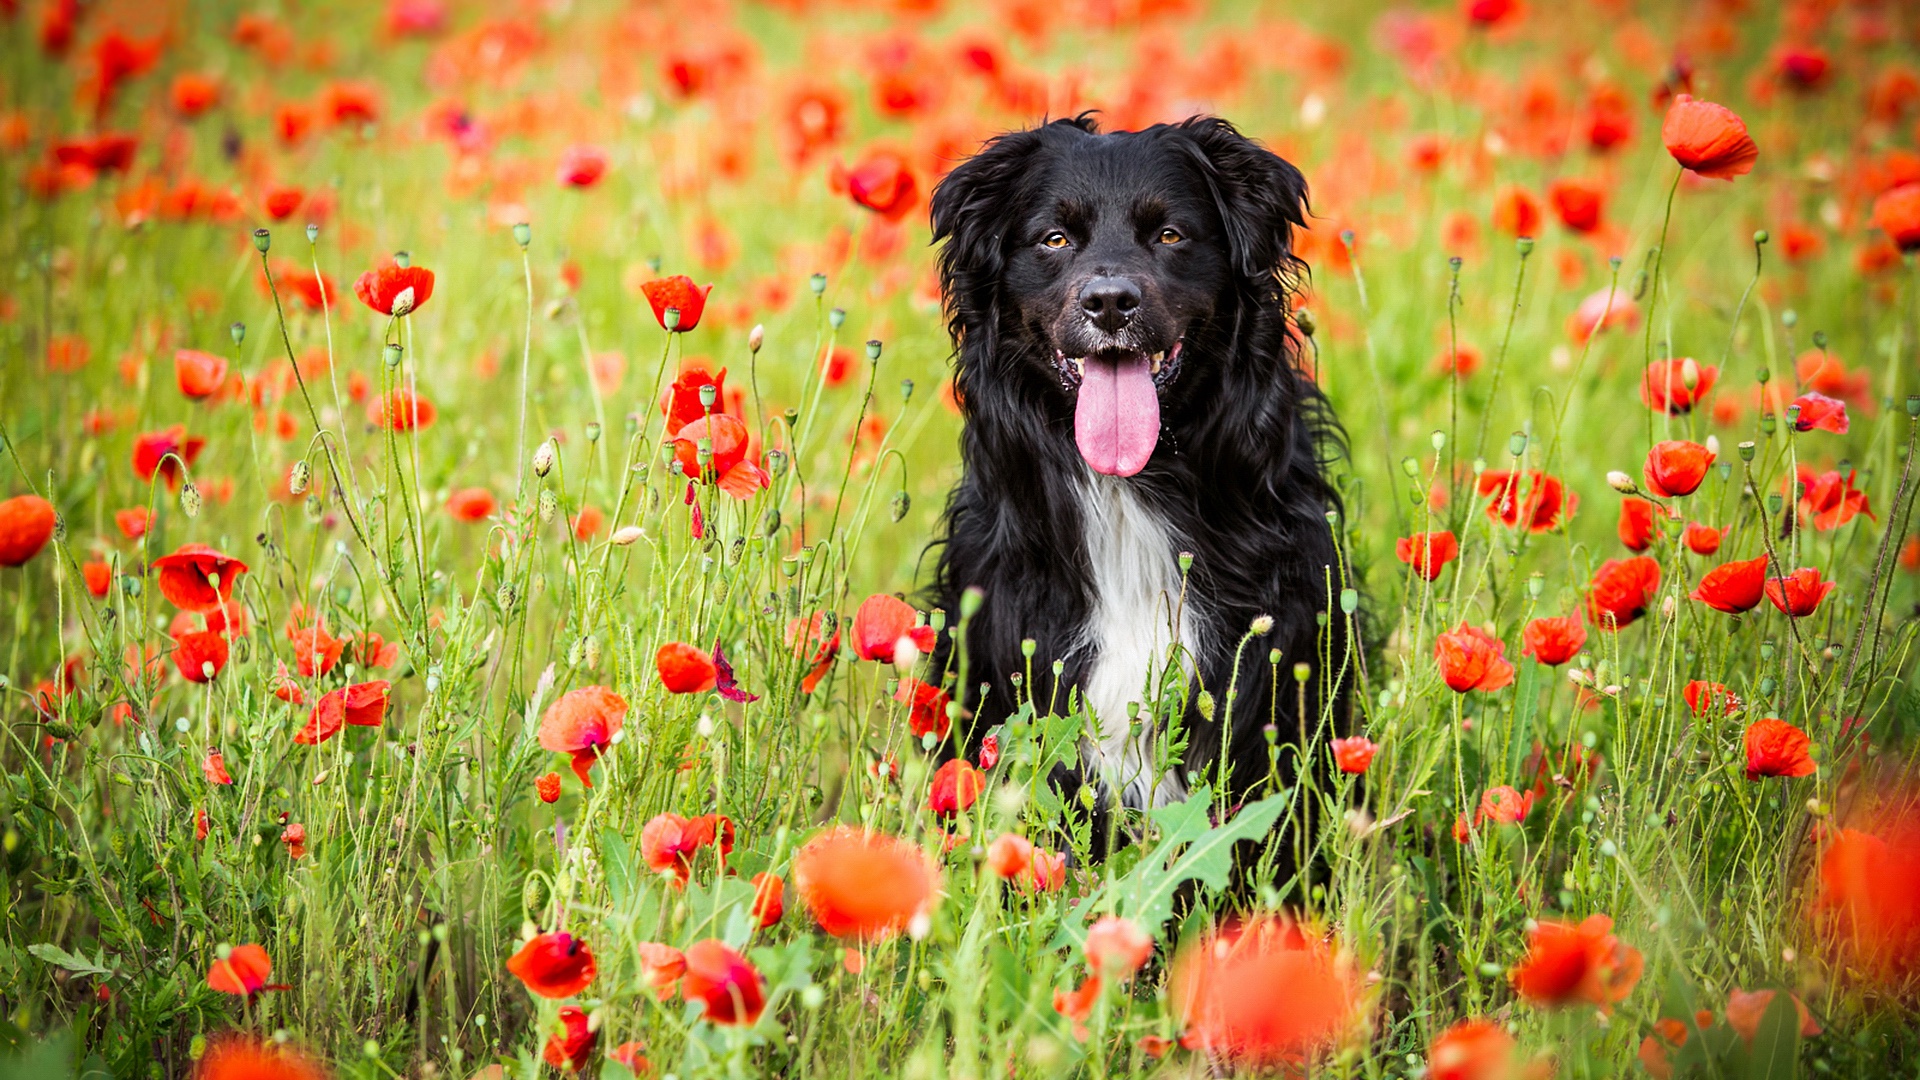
[{"left": 1073, "top": 355, "right": 1160, "bottom": 476}]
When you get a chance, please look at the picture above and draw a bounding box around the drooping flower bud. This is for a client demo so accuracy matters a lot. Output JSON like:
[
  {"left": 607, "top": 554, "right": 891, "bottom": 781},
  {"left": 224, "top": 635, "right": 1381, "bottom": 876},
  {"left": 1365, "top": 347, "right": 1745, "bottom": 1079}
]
[{"left": 532, "top": 440, "right": 557, "bottom": 478}]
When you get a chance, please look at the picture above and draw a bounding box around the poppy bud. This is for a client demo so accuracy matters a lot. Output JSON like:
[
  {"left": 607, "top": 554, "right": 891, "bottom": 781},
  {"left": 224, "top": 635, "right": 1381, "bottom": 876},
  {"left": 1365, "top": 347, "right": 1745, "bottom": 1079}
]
[
  {"left": 1907, "top": 395, "right": 1920, "bottom": 418},
  {"left": 1761, "top": 413, "right": 1776, "bottom": 435},
  {"left": 612, "top": 526, "right": 643, "bottom": 546},
  {"left": 828, "top": 307, "right": 846, "bottom": 330},
  {"left": 585, "top": 422, "right": 601, "bottom": 444},
  {"left": 1293, "top": 308, "right": 1316, "bottom": 337},
  {"left": 306, "top": 223, "right": 319, "bottom": 243},
  {"left": 748, "top": 324, "right": 764, "bottom": 353},
  {"left": 290, "top": 461, "right": 310, "bottom": 495},
  {"left": 866, "top": 339, "right": 882, "bottom": 362},
  {"left": 1269, "top": 648, "right": 1281, "bottom": 664},
  {"left": 539, "top": 490, "right": 558, "bottom": 522},
  {"left": 1251, "top": 614, "right": 1274, "bottom": 635},
  {"left": 1607, "top": 471, "right": 1638, "bottom": 494},
  {"left": 1752, "top": 229, "right": 1769, "bottom": 245},
  {"left": 961, "top": 586, "right": 984, "bottom": 619},
  {"left": 766, "top": 450, "right": 787, "bottom": 477},
  {"left": 304, "top": 494, "right": 322, "bottom": 521},
  {"left": 229, "top": 322, "right": 245, "bottom": 346},
  {"left": 532, "top": 440, "right": 556, "bottom": 477},
  {"left": 513, "top": 222, "right": 531, "bottom": 248},
  {"left": 252, "top": 228, "right": 270, "bottom": 252},
  {"left": 1812, "top": 330, "right": 1827, "bottom": 350},
  {"left": 1756, "top": 366, "right": 1771, "bottom": 385},
  {"left": 181, "top": 483, "right": 202, "bottom": 518},
  {"left": 891, "top": 491, "right": 910, "bottom": 522},
  {"left": 1196, "top": 690, "right": 1215, "bottom": 720},
  {"left": 497, "top": 583, "right": 517, "bottom": 610}
]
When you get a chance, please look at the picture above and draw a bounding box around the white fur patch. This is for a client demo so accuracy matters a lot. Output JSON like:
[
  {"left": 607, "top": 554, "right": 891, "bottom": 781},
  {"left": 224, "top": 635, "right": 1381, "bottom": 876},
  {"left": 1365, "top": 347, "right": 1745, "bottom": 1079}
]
[{"left": 1074, "top": 473, "right": 1200, "bottom": 809}]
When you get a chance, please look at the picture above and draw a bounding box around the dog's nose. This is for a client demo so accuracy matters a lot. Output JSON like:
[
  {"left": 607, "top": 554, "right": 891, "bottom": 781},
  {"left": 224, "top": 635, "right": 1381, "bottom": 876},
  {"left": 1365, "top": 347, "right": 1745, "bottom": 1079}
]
[{"left": 1078, "top": 277, "right": 1141, "bottom": 333}]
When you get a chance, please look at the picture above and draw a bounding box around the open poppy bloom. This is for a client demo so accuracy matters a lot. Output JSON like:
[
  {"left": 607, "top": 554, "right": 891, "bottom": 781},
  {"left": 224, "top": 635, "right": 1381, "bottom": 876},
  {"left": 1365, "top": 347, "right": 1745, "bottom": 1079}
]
[
  {"left": 1812, "top": 807, "right": 1920, "bottom": 987},
  {"left": 927, "top": 758, "right": 985, "bottom": 815},
  {"left": 556, "top": 144, "right": 608, "bottom": 187},
  {"left": 1661, "top": 94, "right": 1758, "bottom": 179},
  {"left": 1765, "top": 568, "right": 1835, "bottom": 617},
  {"left": 173, "top": 629, "right": 230, "bottom": 683},
  {"left": 1509, "top": 914, "right": 1642, "bottom": 1011},
  {"left": 793, "top": 826, "right": 938, "bottom": 941},
  {"left": 368, "top": 389, "right": 437, "bottom": 431},
  {"left": 287, "top": 613, "right": 344, "bottom": 679},
  {"left": 656, "top": 642, "right": 718, "bottom": 693},
  {"left": 1617, "top": 498, "right": 1661, "bottom": 552},
  {"left": 750, "top": 871, "right": 785, "bottom": 928},
  {"left": 681, "top": 939, "right": 766, "bottom": 1026},
  {"left": 1547, "top": 177, "right": 1604, "bottom": 233},
  {"left": 1871, "top": 182, "right": 1920, "bottom": 251},
  {"left": 202, "top": 751, "right": 233, "bottom": 785},
  {"left": 505, "top": 930, "right": 597, "bottom": 998},
  {"left": 132, "top": 425, "right": 207, "bottom": 489},
  {"left": 174, "top": 349, "right": 229, "bottom": 399},
  {"left": 543, "top": 1006, "right": 597, "bottom": 1072},
  {"left": 1586, "top": 557, "right": 1660, "bottom": 630},
  {"left": 1682, "top": 522, "right": 1723, "bottom": 555},
  {"left": 986, "top": 833, "right": 1064, "bottom": 894},
  {"left": 670, "top": 414, "right": 768, "bottom": 498},
  {"left": 152, "top": 543, "right": 249, "bottom": 611},
  {"left": 1795, "top": 467, "right": 1872, "bottom": 531},
  {"left": 1395, "top": 530, "right": 1459, "bottom": 581},
  {"left": 642, "top": 275, "right": 713, "bottom": 332},
  {"left": 1643, "top": 440, "right": 1713, "bottom": 497},
  {"left": 1171, "top": 917, "right": 1360, "bottom": 1068},
  {"left": 0, "top": 494, "right": 57, "bottom": 567},
  {"left": 640, "top": 811, "right": 733, "bottom": 885},
  {"left": 839, "top": 150, "right": 918, "bottom": 221},
  {"left": 786, "top": 612, "right": 840, "bottom": 693},
  {"left": 1790, "top": 391, "right": 1849, "bottom": 434},
  {"left": 207, "top": 943, "right": 275, "bottom": 996},
  {"left": 353, "top": 262, "right": 436, "bottom": 316},
  {"left": 1566, "top": 288, "right": 1638, "bottom": 343},
  {"left": 638, "top": 942, "right": 687, "bottom": 1000},
  {"left": 445, "top": 487, "right": 496, "bottom": 521},
  {"left": 538, "top": 685, "right": 628, "bottom": 785},
  {"left": 1434, "top": 623, "right": 1514, "bottom": 693},
  {"left": 1085, "top": 916, "right": 1154, "bottom": 979},
  {"left": 1330, "top": 735, "right": 1379, "bottom": 774},
  {"left": 1054, "top": 973, "right": 1102, "bottom": 1041},
  {"left": 1683, "top": 680, "right": 1741, "bottom": 716},
  {"left": 895, "top": 677, "right": 951, "bottom": 740},
  {"left": 293, "top": 680, "right": 391, "bottom": 744},
  {"left": 1475, "top": 471, "right": 1573, "bottom": 532},
  {"left": 1744, "top": 718, "right": 1815, "bottom": 780},
  {"left": 851, "top": 593, "right": 937, "bottom": 662},
  {"left": 1521, "top": 616, "right": 1586, "bottom": 666},
  {"left": 194, "top": 1035, "right": 328, "bottom": 1080},
  {"left": 1691, "top": 555, "right": 1768, "bottom": 614},
  {"left": 1640, "top": 359, "right": 1717, "bottom": 415},
  {"left": 662, "top": 362, "right": 732, "bottom": 434}
]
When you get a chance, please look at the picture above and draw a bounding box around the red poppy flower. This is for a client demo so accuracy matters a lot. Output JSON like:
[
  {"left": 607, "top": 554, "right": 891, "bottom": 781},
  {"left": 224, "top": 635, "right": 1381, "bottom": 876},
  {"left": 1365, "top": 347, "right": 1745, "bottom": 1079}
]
[
  {"left": 1521, "top": 616, "right": 1587, "bottom": 666},
  {"left": 132, "top": 425, "right": 207, "bottom": 489},
  {"left": 657, "top": 642, "right": 718, "bottom": 694},
  {"left": 287, "top": 613, "right": 344, "bottom": 679},
  {"left": 0, "top": 494, "right": 57, "bottom": 567},
  {"left": 543, "top": 1006, "right": 597, "bottom": 1072},
  {"left": 1434, "top": 623, "right": 1515, "bottom": 693},
  {"left": 928, "top": 758, "right": 986, "bottom": 815},
  {"left": 1547, "top": 177, "right": 1604, "bottom": 233},
  {"left": 1744, "top": 718, "right": 1815, "bottom": 780},
  {"left": 1640, "top": 359, "right": 1718, "bottom": 414},
  {"left": 793, "top": 826, "right": 938, "bottom": 940},
  {"left": 840, "top": 151, "right": 918, "bottom": 221},
  {"left": 280, "top": 821, "right": 307, "bottom": 859},
  {"left": 353, "top": 263, "right": 435, "bottom": 316},
  {"left": 638, "top": 942, "right": 687, "bottom": 999},
  {"left": 782, "top": 85, "right": 847, "bottom": 164},
  {"left": 1683, "top": 680, "right": 1740, "bottom": 716},
  {"left": 1170, "top": 917, "right": 1358, "bottom": 1068},
  {"left": 681, "top": 939, "right": 766, "bottom": 1026},
  {"left": 322, "top": 80, "right": 382, "bottom": 126},
  {"left": 445, "top": 487, "right": 496, "bottom": 521},
  {"left": 671, "top": 414, "right": 768, "bottom": 498},
  {"left": 349, "top": 632, "right": 400, "bottom": 669},
  {"left": 506, "top": 931, "right": 597, "bottom": 999},
  {"left": 1617, "top": 498, "right": 1661, "bottom": 552},
  {"left": 294, "top": 680, "right": 391, "bottom": 745},
  {"left": 1796, "top": 467, "right": 1872, "bottom": 531},
  {"left": 1765, "top": 568, "right": 1835, "bottom": 618},
  {"left": 895, "top": 677, "right": 951, "bottom": 740},
  {"left": 1814, "top": 813, "right": 1920, "bottom": 987},
  {"left": 202, "top": 751, "right": 233, "bottom": 786},
  {"left": 1330, "top": 735, "right": 1378, "bottom": 774},
  {"left": 640, "top": 812, "right": 733, "bottom": 884},
  {"left": 1054, "top": 973, "right": 1102, "bottom": 1041},
  {"left": 1690, "top": 555, "right": 1768, "bottom": 614},
  {"left": 978, "top": 734, "right": 1000, "bottom": 770},
  {"left": 81, "top": 560, "right": 111, "bottom": 597},
  {"left": 174, "top": 349, "right": 229, "bottom": 400},
  {"left": 174, "top": 630, "right": 230, "bottom": 683},
  {"left": 1429, "top": 1019, "right": 1524, "bottom": 1080},
  {"left": 1492, "top": 186, "right": 1540, "bottom": 237},
  {"left": 607, "top": 1041, "right": 650, "bottom": 1074},
  {"left": 1587, "top": 557, "right": 1660, "bottom": 630},
  {"left": 538, "top": 685, "right": 628, "bottom": 785},
  {"left": 1871, "top": 183, "right": 1920, "bottom": 251},
  {"left": 1085, "top": 915, "right": 1154, "bottom": 979},
  {"left": 662, "top": 362, "right": 730, "bottom": 434},
  {"left": 750, "top": 871, "right": 785, "bottom": 928},
  {"left": 1773, "top": 45, "right": 1830, "bottom": 91},
  {"left": 852, "top": 594, "right": 938, "bottom": 662},
  {"left": 53, "top": 132, "right": 140, "bottom": 172},
  {"left": 113, "top": 508, "right": 150, "bottom": 540},
  {"left": 1725, "top": 989, "right": 1821, "bottom": 1042},
  {"left": 1475, "top": 471, "right": 1573, "bottom": 532},
  {"left": 1790, "top": 391, "right": 1849, "bottom": 434},
  {"left": 194, "top": 1035, "right": 328, "bottom": 1080},
  {"left": 367, "top": 390, "right": 436, "bottom": 431},
  {"left": 786, "top": 612, "right": 839, "bottom": 694},
  {"left": 152, "top": 544, "right": 249, "bottom": 611},
  {"left": 1661, "top": 94, "right": 1758, "bottom": 180},
  {"left": 262, "top": 186, "right": 304, "bottom": 220},
  {"left": 1643, "top": 440, "right": 1714, "bottom": 498},
  {"left": 1509, "top": 914, "right": 1642, "bottom": 1010},
  {"left": 207, "top": 943, "right": 274, "bottom": 996},
  {"left": 1682, "top": 522, "right": 1723, "bottom": 555},
  {"left": 1567, "top": 288, "right": 1639, "bottom": 343},
  {"left": 1395, "top": 531, "right": 1459, "bottom": 581},
  {"left": 642, "top": 275, "right": 713, "bottom": 332},
  {"left": 557, "top": 144, "right": 608, "bottom": 188},
  {"left": 535, "top": 772, "right": 561, "bottom": 803}
]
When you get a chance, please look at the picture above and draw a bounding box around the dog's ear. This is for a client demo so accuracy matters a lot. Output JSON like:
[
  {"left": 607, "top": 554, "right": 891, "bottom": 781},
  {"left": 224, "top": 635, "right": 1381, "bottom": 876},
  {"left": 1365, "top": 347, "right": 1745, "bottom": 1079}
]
[
  {"left": 1178, "top": 117, "right": 1309, "bottom": 290},
  {"left": 930, "top": 124, "right": 1062, "bottom": 342}
]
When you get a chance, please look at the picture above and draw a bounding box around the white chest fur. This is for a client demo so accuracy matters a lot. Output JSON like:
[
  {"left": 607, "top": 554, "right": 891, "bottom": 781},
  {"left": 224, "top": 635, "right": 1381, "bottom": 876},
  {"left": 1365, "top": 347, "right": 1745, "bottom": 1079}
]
[{"left": 1074, "top": 474, "right": 1200, "bottom": 809}]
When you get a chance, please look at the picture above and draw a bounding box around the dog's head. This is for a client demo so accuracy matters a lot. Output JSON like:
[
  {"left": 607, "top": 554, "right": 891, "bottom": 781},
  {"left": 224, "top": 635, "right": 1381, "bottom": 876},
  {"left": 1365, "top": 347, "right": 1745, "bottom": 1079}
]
[{"left": 932, "top": 114, "right": 1308, "bottom": 477}]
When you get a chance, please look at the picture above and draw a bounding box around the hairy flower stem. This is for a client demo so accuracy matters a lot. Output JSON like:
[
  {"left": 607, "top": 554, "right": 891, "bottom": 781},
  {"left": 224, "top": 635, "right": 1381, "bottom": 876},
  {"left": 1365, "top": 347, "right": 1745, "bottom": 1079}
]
[
  {"left": 1642, "top": 169, "right": 1684, "bottom": 450},
  {"left": 1471, "top": 242, "right": 1532, "bottom": 469}
]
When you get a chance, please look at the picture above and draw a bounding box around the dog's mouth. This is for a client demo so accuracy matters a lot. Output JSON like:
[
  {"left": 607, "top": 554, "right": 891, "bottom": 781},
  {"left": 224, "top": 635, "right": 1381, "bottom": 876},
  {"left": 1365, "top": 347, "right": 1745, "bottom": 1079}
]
[{"left": 1054, "top": 341, "right": 1183, "bottom": 477}]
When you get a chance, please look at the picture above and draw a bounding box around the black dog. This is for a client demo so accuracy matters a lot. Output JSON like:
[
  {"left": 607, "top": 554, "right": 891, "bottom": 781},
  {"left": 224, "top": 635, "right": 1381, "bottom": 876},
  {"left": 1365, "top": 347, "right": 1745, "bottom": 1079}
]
[{"left": 928, "top": 114, "right": 1350, "bottom": 821}]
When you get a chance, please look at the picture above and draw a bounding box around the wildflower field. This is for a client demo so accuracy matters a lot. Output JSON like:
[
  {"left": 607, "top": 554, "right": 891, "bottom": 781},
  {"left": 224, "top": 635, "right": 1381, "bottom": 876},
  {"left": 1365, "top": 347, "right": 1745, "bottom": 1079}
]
[{"left": 4, "top": 0, "right": 1920, "bottom": 1076}]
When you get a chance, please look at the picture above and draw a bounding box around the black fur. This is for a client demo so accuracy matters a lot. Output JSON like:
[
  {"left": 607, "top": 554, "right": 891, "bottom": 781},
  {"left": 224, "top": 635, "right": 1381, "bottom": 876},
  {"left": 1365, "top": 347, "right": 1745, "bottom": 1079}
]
[{"left": 927, "top": 114, "right": 1351, "bottom": 821}]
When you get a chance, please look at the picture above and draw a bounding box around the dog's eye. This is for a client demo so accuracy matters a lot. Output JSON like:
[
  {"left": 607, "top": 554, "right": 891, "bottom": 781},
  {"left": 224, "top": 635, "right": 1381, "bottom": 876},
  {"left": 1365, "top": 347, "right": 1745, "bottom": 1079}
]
[
  {"left": 1157, "top": 227, "right": 1184, "bottom": 245},
  {"left": 1041, "top": 231, "right": 1069, "bottom": 249}
]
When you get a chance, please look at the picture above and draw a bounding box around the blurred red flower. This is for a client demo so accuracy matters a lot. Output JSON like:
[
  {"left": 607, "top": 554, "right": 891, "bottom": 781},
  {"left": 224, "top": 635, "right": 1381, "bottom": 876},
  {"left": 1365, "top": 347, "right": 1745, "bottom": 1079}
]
[
  {"left": 367, "top": 390, "right": 436, "bottom": 431},
  {"left": 640, "top": 812, "right": 733, "bottom": 885},
  {"left": 353, "top": 263, "right": 435, "bottom": 316},
  {"left": 928, "top": 759, "right": 985, "bottom": 815},
  {"left": 643, "top": 276, "right": 713, "bottom": 332},
  {"left": 543, "top": 1006, "right": 597, "bottom": 1072},
  {"left": 638, "top": 942, "right": 686, "bottom": 999},
  {"left": 794, "top": 826, "right": 937, "bottom": 940},
  {"left": 193, "top": 1035, "right": 328, "bottom": 1080},
  {"left": 1641, "top": 358, "right": 1717, "bottom": 414},
  {"left": 1521, "top": 616, "right": 1586, "bottom": 666},
  {"left": 1587, "top": 556, "right": 1660, "bottom": 630},
  {"left": 1492, "top": 187, "right": 1540, "bottom": 237},
  {"left": 1871, "top": 183, "right": 1920, "bottom": 251},
  {"left": 840, "top": 151, "right": 918, "bottom": 221},
  {"left": 750, "top": 871, "right": 785, "bottom": 928},
  {"left": 894, "top": 677, "right": 951, "bottom": 740},
  {"left": 1509, "top": 914, "right": 1641, "bottom": 1010},
  {"left": 113, "top": 509, "right": 149, "bottom": 540},
  {"left": 534, "top": 772, "right": 561, "bottom": 803},
  {"left": 1725, "top": 989, "right": 1821, "bottom": 1042},
  {"left": 202, "top": 751, "right": 233, "bottom": 786},
  {"left": 1330, "top": 735, "right": 1379, "bottom": 774},
  {"left": 170, "top": 73, "right": 221, "bottom": 118},
  {"left": 539, "top": 685, "right": 628, "bottom": 785},
  {"left": 1772, "top": 45, "right": 1830, "bottom": 92},
  {"left": 322, "top": 81, "right": 382, "bottom": 126},
  {"left": 174, "top": 349, "right": 228, "bottom": 400},
  {"left": 0, "top": 495, "right": 56, "bottom": 567},
  {"left": 1171, "top": 917, "right": 1359, "bottom": 1068},
  {"left": 1428, "top": 1018, "right": 1529, "bottom": 1080},
  {"left": 1085, "top": 915, "right": 1154, "bottom": 979},
  {"left": 1396, "top": 530, "right": 1458, "bottom": 581},
  {"left": 1812, "top": 808, "right": 1920, "bottom": 987},
  {"left": 1643, "top": 440, "right": 1713, "bottom": 497},
  {"left": 506, "top": 931, "right": 597, "bottom": 998},
  {"left": 132, "top": 425, "right": 207, "bottom": 489},
  {"left": 1682, "top": 522, "right": 1723, "bottom": 555},
  {"left": 782, "top": 85, "right": 847, "bottom": 164},
  {"left": 1617, "top": 498, "right": 1661, "bottom": 552},
  {"left": 1744, "top": 718, "right": 1815, "bottom": 780},
  {"left": 681, "top": 939, "right": 766, "bottom": 1026},
  {"left": 1765, "top": 567, "right": 1834, "bottom": 618},
  {"left": 207, "top": 943, "right": 274, "bottom": 996},
  {"left": 1660, "top": 95, "right": 1757, "bottom": 180},
  {"left": 1567, "top": 288, "right": 1638, "bottom": 343},
  {"left": 1476, "top": 471, "right": 1572, "bottom": 532},
  {"left": 786, "top": 612, "right": 840, "bottom": 694},
  {"left": 445, "top": 487, "right": 496, "bottom": 521},
  {"left": 152, "top": 543, "right": 248, "bottom": 611},
  {"left": 1547, "top": 178, "right": 1604, "bottom": 233},
  {"left": 557, "top": 144, "right": 608, "bottom": 188},
  {"left": 1683, "top": 680, "right": 1740, "bottom": 716},
  {"left": 1691, "top": 555, "right": 1768, "bottom": 614},
  {"left": 173, "top": 630, "right": 229, "bottom": 683},
  {"left": 1435, "top": 623, "right": 1514, "bottom": 693},
  {"left": 1790, "top": 391, "right": 1848, "bottom": 433}
]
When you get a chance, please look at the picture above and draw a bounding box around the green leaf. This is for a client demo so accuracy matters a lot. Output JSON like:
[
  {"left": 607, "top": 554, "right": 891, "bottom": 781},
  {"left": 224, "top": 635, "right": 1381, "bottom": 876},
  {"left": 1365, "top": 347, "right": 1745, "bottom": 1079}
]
[
  {"left": 1735, "top": 992, "right": 1802, "bottom": 1080},
  {"left": 26, "top": 943, "right": 112, "bottom": 979}
]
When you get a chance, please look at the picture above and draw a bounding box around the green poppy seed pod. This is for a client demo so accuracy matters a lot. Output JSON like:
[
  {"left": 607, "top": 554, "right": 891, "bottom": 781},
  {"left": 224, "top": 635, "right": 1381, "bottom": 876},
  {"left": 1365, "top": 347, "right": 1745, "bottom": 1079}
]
[
  {"left": 900, "top": 378, "right": 915, "bottom": 403},
  {"left": 664, "top": 306, "right": 681, "bottom": 331},
  {"left": 229, "top": 321, "right": 246, "bottom": 347},
  {"left": 1528, "top": 572, "right": 1544, "bottom": 598},
  {"left": 698, "top": 384, "right": 717, "bottom": 410},
  {"left": 1448, "top": 255, "right": 1463, "bottom": 270},
  {"left": 797, "top": 545, "right": 815, "bottom": 565},
  {"left": 1756, "top": 366, "right": 1771, "bottom": 385},
  {"left": 1430, "top": 430, "right": 1446, "bottom": 452},
  {"left": 1196, "top": 690, "right": 1215, "bottom": 721},
  {"left": 1293, "top": 662, "right": 1312, "bottom": 684},
  {"left": 1507, "top": 431, "right": 1528, "bottom": 458},
  {"left": 304, "top": 494, "right": 323, "bottom": 521},
  {"left": 1251, "top": 614, "right": 1274, "bottom": 635},
  {"left": 1785, "top": 404, "right": 1802, "bottom": 427},
  {"left": 532, "top": 440, "right": 556, "bottom": 477},
  {"left": 828, "top": 307, "right": 846, "bottom": 330},
  {"left": 1760, "top": 640, "right": 1775, "bottom": 661},
  {"left": 766, "top": 449, "right": 788, "bottom": 477},
  {"left": 1471, "top": 457, "right": 1486, "bottom": 476},
  {"left": 1767, "top": 492, "right": 1783, "bottom": 516},
  {"left": 1263, "top": 723, "right": 1278, "bottom": 746},
  {"left": 393, "top": 250, "right": 411, "bottom": 269},
  {"left": 585, "top": 421, "right": 601, "bottom": 444},
  {"left": 1178, "top": 550, "right": 1194, "bottom": 573},
  {"left": 290, "top": 460, "right": 311, "bottom": 495},
  {"left": 1293, "top": 308, "right": 1316, "bottom": 337},
  {"left": 1515, "top": 236, "right": 1535, "bottom": 255},
  {"left": 961, "top": 585, "right": 985, "bottom": 619},
  {"left": 696, "top": 438, "right": 713, "bottom": 466},
  {"left": 1268, "top": 648, "right": 1281, "bottom": 664},
  {"left": 1753, "top": 230, "right": 1769, "bottom": 245},
  {"left": 1339, "top": 229, "right": 1355, "bottom": 248},
  {"left": 512, "top": 222, "right": 531, "bottom": 248},
  {"left": 1906, "top": 394, "right": 1919, "bottom": 418},
  {"left": 181, "top": 483, "right": 202, "bottom": 518},
  {"left": 809, "top": 272, "right": 827, "bottom": 296},
  {"left": 1608, "top": 255, "right": 1622, "bottom": 271},
  {"left": 1021, "top": 638, "right": 1036, "bottom": 658},
  {"left": 1316, "top": 610, "right": 1328, "bottom": 627},
  {"left": 1761, "top": 413, "right": 1777, "bottom": 435},
  {"left": 1340, "top": 588, "right": 1359, "bottom": 614},
  {"left": 891, "top": 490, "right": 910, "bottom": 522},
  {"left": 1812, "top": 330, "right": 1827, "bottom": 350},
  {"left": 252, "top": 228, "right": 270, "bottom": 252},
  {"left": 1325, "top": 509, "right": 1340, "bottom": 527},
  {"left": 305, "top": 222, "right": 319, "bottom": 244},
  {"left": 1759, "top": 676, "right": 1777, "bottom": 697},
  {"left": 383, "top": 343, "right": 403, "bottom": 369},
  {"left": 1401, "top": 457, "right": 1419, "bottom": 477},
  {"left": 865, "top": 339, "right": 882, "bottom": 362},
  {"left": 1052, "top": 658, "right": 1065, "bottom": 677},
  {"left": 538, "top": 489, "right": 558, "bottom": 522}
]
